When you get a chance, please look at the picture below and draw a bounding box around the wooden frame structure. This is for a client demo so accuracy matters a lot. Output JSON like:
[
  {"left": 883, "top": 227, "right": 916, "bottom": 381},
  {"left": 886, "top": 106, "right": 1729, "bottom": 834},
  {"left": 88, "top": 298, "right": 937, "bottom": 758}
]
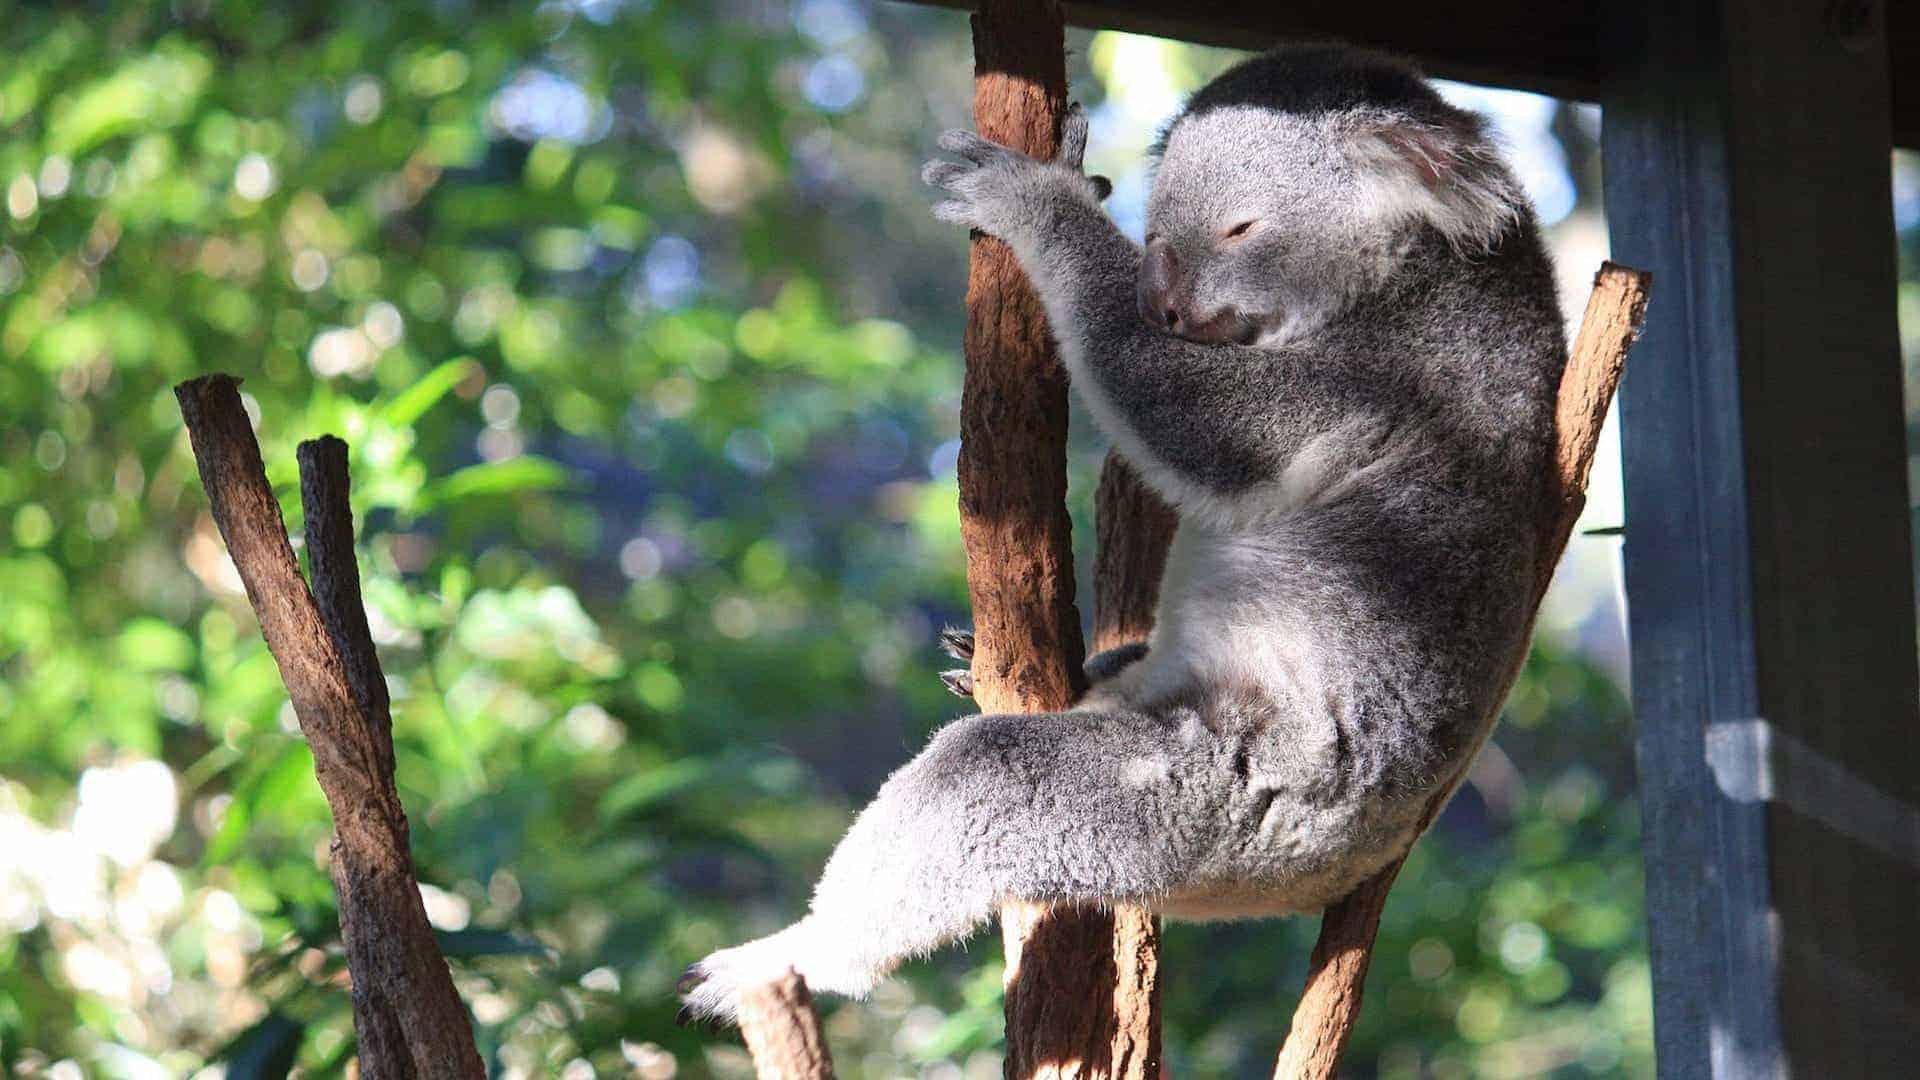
[{"left": 892, "top": 1, "right": 1920, "bottom": 1076}]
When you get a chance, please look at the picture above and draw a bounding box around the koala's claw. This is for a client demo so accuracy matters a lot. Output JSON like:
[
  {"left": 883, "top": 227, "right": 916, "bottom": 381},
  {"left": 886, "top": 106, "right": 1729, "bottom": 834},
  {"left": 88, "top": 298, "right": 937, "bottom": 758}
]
[
  {"left": 676, "top": 962, "right": 708, "bottom": 995},
  {"left": 938, "top": 627, "right": 976, "bottom": 696},
  {"left": 938, "top": 626, "right": 975, "bottom": 662},
  {"left": 921, "top": 159, "right": 971, "bottom": 188},
  {"left": 673, "top": 965, "right": 714, "bottom": 1029},
  {"left": 940, "top": 669, "right": 975, "bottom": 698}
]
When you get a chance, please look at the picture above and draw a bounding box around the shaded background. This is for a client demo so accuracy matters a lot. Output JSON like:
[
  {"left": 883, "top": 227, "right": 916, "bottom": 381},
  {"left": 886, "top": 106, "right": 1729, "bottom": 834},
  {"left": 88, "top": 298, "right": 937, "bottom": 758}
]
[{"left": 22, "top": 0, "right": 1920, "bottom": 1075}]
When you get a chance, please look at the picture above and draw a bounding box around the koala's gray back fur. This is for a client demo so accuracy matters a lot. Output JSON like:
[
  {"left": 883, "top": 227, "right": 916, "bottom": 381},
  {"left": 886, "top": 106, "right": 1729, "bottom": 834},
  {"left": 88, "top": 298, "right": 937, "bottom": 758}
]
[{"left": 681, "top": 44, "right": 1567, "bottom": 1023}]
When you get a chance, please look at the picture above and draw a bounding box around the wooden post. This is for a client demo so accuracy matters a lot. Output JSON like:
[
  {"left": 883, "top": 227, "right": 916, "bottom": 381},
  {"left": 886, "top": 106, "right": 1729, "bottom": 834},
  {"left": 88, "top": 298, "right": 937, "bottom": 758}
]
[
  {"left": 1603, "top": 0, "right": 1920, "bottom": 1071},
  {"left": 175, "top": 377, "right": 484, "bottom": 1079},
  {"left": 995, "top": 458, "right": 1175, "bottom": 1080},
  {"left": 957, "top": 3, "right": 1083, "bottom": 719}
]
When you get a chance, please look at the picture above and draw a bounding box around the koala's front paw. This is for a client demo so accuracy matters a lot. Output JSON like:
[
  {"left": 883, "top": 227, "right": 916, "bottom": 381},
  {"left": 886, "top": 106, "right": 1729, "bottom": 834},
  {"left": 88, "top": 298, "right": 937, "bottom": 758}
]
[
  {"left": 922, "top": 130, "right": 1040, "bottom": 238},
  {"left": 922, "top": 103, "right": 1103, "bottom": 240}
]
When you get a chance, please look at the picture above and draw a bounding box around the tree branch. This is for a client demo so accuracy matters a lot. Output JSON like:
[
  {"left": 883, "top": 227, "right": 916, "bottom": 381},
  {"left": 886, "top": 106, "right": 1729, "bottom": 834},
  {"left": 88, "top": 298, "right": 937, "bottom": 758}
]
[
  {"left": 299, "top": 435, "right": 395, "bottom": 779},
  {"left": 1093, "top": 453, "right": 1179, "bottom": 657},
  {"left": 739, "top": 971, "right": 837, "bottom": 1080},
  {"left": 175, "top": 375, "right": 483, "bottom": 1080},
  {"left": 956, "top": 4, "right": 1173, "bottom": 1078},
  {"left": 1271, "top": 262, "right": 1652, "bottom": 1079},
  {"left": 959, "top": 3, "right": 1084, "bottom": 720},
  {"left": 1087, "top": 451, "right": 1179, "bottom": 1078}
]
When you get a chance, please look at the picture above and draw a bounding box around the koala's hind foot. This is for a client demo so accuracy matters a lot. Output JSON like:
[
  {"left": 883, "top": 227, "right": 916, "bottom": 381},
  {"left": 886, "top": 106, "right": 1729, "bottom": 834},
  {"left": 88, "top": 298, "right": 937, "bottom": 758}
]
[
  {"left": 677, "top": 918, "right": 884, "bottom": 1027},
  {"left": 1085, "top": 641, "right": 1150, "bottom": 685},
  {"left": 936, "top": 624, "right": 1148, "bottom": 697},
  {"left": 938, "top": 626, "right": 975, "bottom": 662},
  {"left": 938, "top": 626, "right": 975, "bottom": 697}
]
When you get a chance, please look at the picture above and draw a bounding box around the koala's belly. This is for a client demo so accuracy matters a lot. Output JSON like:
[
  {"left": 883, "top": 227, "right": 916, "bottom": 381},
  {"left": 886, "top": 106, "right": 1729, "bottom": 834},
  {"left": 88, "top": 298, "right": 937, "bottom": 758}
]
[{"left": 1125, "top": 527, "right": 1349, "bottom": 710}]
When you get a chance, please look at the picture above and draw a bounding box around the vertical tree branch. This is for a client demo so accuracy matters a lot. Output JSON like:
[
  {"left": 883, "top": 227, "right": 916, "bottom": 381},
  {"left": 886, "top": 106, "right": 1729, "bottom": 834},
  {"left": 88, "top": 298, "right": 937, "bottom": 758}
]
[
  {"left": 739, "top": 972, "right": 837, "bottom": 1080},
  {"left": 960, "top": 5, "right": 1174, "bottom": 1074},
  {"left": 1271, "top": 263, "right": 1652, "bottom": 1079},
  {"left": 175, "top": 376, "right": 483, "bottom": 1080},
  {"left": 1089, "top": 451, "right": 1179, "bottom": 1078},
  {"left": 956, "top": 3, "right": 1157, "bottom": 1078},
  {"left": 1092, "top": 454, "right": 1179, "bottom": 658},
  {"left": 960, "top": 2, "right": 1085, "bottom": 719},
  {"left": 299, "top": 435, "right": 396, "bottom": 779}
]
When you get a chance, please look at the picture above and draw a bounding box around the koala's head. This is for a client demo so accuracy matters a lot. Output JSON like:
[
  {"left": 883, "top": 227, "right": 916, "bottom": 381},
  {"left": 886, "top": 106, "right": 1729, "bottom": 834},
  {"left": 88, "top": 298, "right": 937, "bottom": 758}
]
[{"left": 1141, "top": 45, "right": 1526, "bottom": 348}]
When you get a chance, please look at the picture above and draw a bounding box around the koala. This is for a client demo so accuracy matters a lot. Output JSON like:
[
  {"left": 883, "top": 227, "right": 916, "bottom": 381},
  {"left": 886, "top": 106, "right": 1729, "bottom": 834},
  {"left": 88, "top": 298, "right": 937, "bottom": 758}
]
[{"left": 680, "top": 44, "right": 1566, "bottom": 1023}]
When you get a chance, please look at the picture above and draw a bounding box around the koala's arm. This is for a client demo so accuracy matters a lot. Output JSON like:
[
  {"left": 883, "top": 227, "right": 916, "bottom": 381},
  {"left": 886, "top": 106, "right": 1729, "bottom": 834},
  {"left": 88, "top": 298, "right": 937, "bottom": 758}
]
[{"left": 927, "top": 121, "right": 1387, "bottom": 506}]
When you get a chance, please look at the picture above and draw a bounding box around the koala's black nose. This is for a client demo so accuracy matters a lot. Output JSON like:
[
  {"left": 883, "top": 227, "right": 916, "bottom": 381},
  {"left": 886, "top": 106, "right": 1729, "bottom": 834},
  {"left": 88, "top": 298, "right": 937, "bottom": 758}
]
[{"left": 1138, "top": 238, "right": 1179, "bottom": 330}]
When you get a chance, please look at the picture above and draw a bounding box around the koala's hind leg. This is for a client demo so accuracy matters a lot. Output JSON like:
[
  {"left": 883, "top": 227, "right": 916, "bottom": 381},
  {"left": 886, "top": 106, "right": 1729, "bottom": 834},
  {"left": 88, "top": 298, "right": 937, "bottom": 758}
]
[{"left": 679, "top": 706, "right": 1214, "bottom": 1023}]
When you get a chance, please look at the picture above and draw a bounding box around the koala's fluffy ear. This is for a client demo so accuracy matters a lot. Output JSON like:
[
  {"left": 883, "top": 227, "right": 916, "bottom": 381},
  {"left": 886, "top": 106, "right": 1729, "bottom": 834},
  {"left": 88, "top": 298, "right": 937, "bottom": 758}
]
[{"left": 1344, "top": 109, "right": 1522, "bottom": 252}]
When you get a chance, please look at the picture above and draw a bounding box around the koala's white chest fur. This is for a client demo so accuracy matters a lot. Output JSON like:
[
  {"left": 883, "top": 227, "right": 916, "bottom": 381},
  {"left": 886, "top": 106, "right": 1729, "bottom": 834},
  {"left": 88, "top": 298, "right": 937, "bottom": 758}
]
[{"left": 1094, "top": 526, "right": 1325, "bottom": 713}]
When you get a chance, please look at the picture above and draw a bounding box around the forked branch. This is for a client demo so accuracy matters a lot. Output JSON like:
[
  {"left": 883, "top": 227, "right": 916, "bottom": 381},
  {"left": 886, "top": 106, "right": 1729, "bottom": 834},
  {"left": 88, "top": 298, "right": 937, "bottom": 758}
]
[{"left": 175, "top": 376, "right": 483, "bottom": 1079}]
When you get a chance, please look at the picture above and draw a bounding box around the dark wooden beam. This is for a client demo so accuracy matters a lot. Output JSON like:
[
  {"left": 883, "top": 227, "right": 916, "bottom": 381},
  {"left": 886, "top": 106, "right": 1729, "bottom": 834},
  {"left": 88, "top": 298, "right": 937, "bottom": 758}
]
[
  {"left": 1056, "top": 0, "right": 1604, "bottom": 101},
  {"left": 1603, "top": 0, "right": 1920, "bottom": 1073},
  {"left": 907, "top": 0, "right": 1920, "bottom": 147}
]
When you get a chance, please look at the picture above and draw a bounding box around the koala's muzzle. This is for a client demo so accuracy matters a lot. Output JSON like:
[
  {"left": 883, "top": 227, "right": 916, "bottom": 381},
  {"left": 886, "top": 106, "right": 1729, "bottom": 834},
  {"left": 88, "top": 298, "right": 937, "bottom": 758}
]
[{"left": 1138, "top": 236, "right": 1258, "bottom": 345}]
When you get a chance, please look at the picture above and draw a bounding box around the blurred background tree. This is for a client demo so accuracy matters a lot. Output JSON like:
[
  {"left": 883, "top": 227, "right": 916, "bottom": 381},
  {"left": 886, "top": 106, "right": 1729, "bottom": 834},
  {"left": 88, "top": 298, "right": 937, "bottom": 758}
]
[{"left": 4, "top": 0, "right": 1822, "bottom": 1075}]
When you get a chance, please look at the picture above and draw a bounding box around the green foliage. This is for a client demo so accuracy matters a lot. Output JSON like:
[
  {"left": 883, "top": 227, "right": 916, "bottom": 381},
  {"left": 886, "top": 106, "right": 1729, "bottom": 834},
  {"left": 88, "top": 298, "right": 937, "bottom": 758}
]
[{"left": 0, "top": 2, "right": 1653, "bottom": 1077}]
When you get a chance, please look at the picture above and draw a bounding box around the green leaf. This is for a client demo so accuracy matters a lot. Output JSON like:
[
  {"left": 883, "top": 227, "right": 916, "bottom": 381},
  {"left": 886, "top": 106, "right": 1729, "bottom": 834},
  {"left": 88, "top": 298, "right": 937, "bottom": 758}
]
[
  {"left": 424, "top": 457, "right": 571, "bottom": 506},
  {"left": 596, "top": 759, "right": 711, "bottom": 824},
  {"left": 116, "top": 617, "right": 196, "bottom": 672},
  {"left": 200, "top": 793, "right": 251, "bottom": 866},
  {"left": 383, "top": 358, "right": 477, "bottom": 429}
]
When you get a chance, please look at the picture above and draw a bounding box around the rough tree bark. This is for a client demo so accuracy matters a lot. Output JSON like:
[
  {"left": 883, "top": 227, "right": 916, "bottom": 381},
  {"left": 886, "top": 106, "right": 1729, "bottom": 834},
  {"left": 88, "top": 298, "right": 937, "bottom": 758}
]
[
  {"left": 1084, "top": 452, "right": 1179, "bottom": 1079},
  {"left": 737, "top": 13, "right": 1174, "bottom": 1073},
  {"left": 175, "top": 376, "right": 484, "bottom": 1080},
  {"left": 954, "top": 4, "right": 1172, "bottom": 1079},
  {"left": 738, "top": 971, "right": 837, "bottom": 1079},
  {"left": 958, "top": 5, "right": 1084, "bottom": 720},
  {"left": 1271, "top": 263, "right": 1652, "bottom": 1079}
]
